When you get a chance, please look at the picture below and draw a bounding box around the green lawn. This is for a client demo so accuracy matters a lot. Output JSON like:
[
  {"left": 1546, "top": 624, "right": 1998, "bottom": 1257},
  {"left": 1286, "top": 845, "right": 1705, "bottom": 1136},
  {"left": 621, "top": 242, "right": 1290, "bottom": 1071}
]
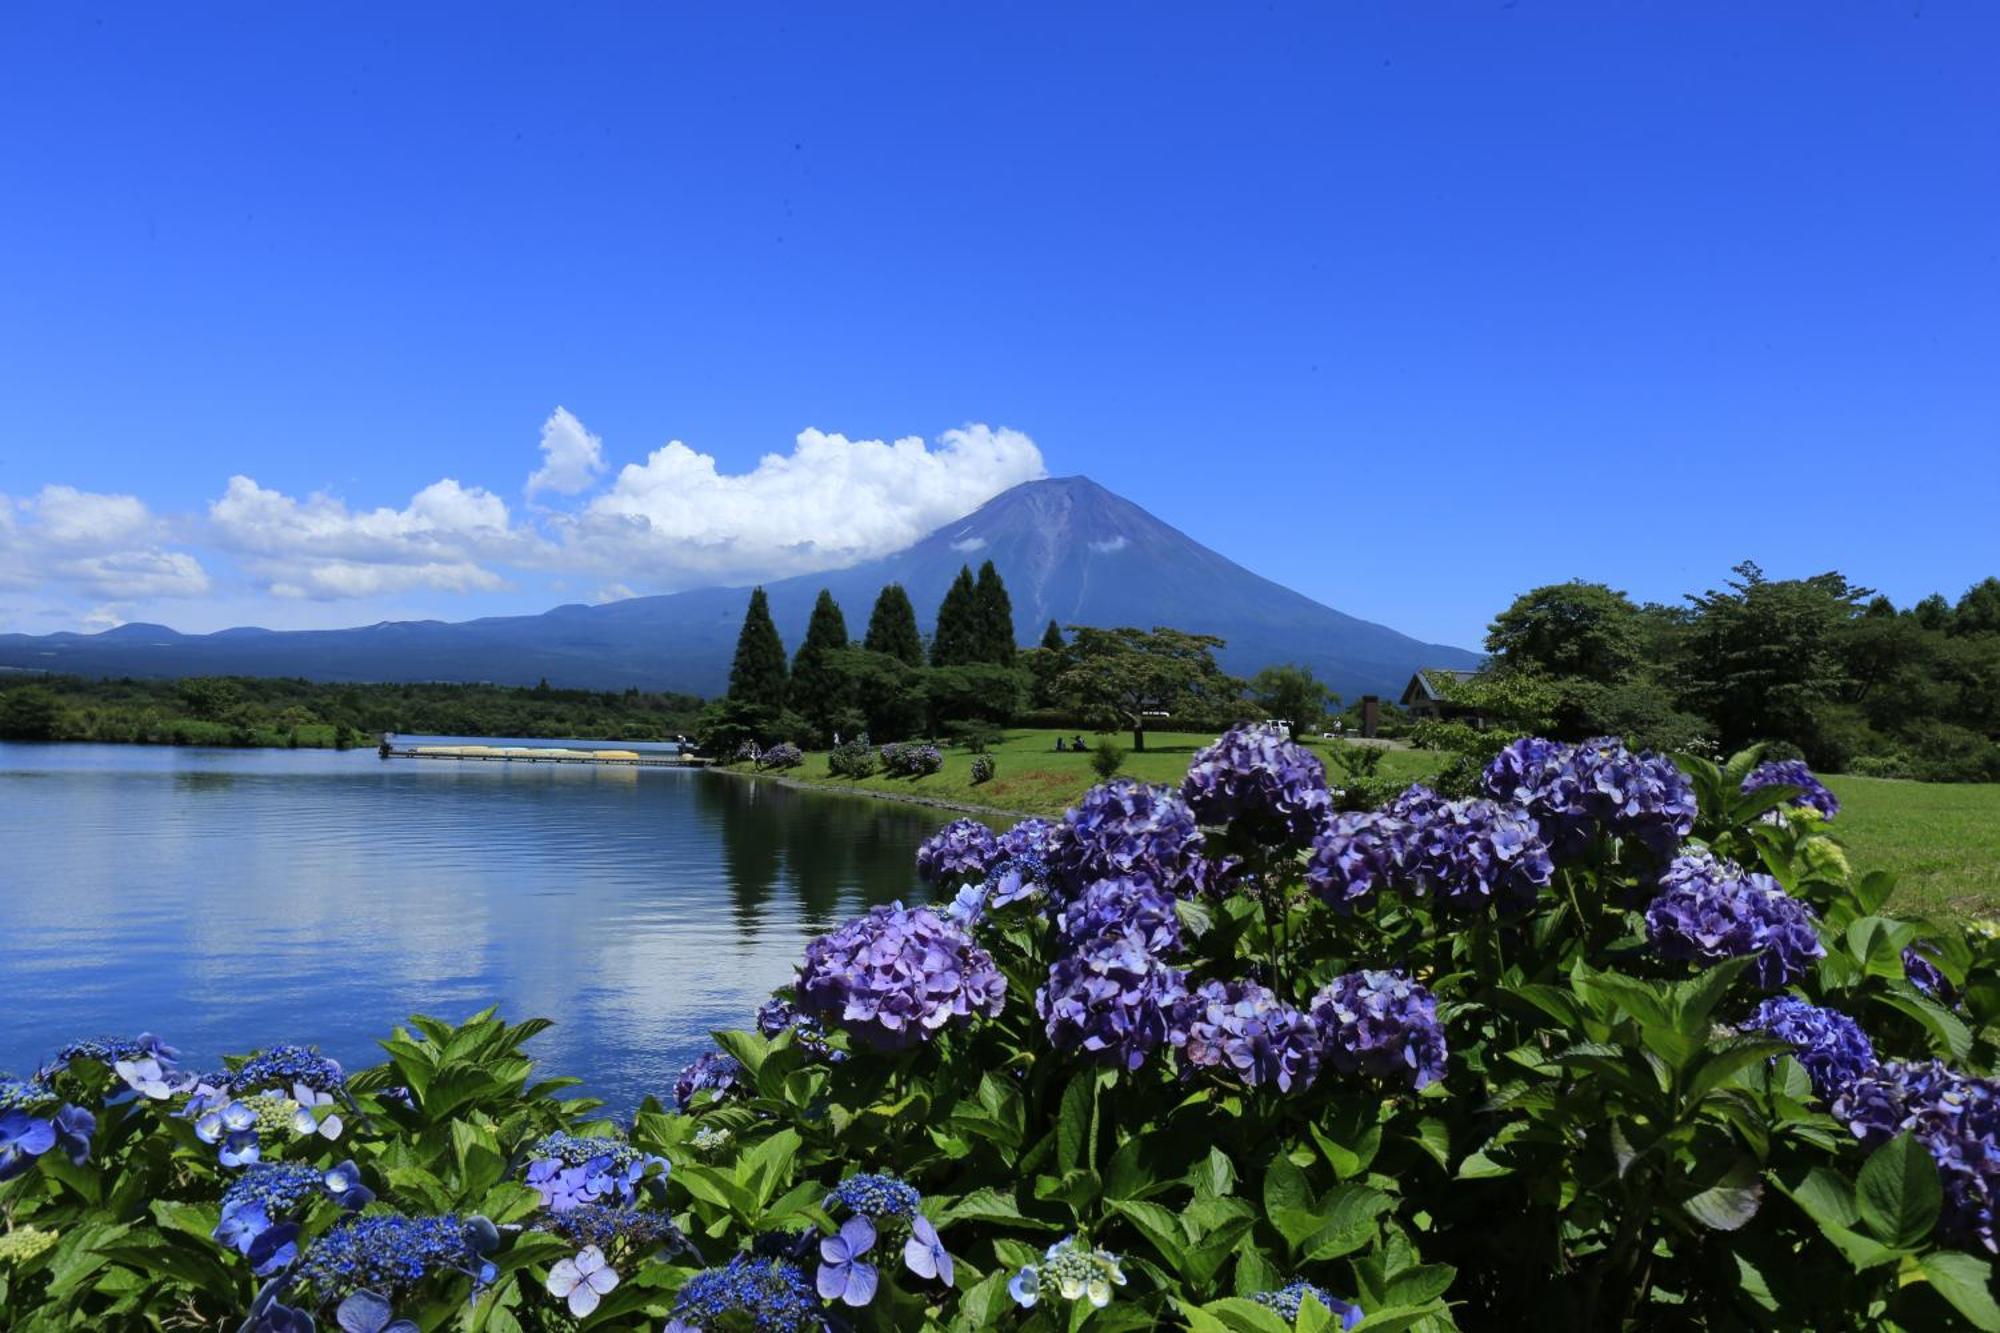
[
  {"left": 723, "top": 727, "right": 1440, "bottom": 818},
  {"left": 1824, "top": 775, "right": 2000, "bottom": 920}
]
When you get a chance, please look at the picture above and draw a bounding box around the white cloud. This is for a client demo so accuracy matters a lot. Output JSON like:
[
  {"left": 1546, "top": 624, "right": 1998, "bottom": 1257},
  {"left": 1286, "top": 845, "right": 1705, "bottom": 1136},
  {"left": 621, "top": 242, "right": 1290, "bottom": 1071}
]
[
  {"left": 209, "top": 475, "right": 532, "bottom": 600},
  {"left": 1089, "top": 535, "right": 1130, "bottom": 554},
  {"left": 562, "top": 422, "right": 1044, "bottom": 584},
  {"left": 593, "top": 582, "right": 637, "bottom": 604},
  {"left": 526, "top": 407, "right": 606, "bottom": 497},
  {"left": 0, "top": 486, "right": 211, "bottom": 600}
]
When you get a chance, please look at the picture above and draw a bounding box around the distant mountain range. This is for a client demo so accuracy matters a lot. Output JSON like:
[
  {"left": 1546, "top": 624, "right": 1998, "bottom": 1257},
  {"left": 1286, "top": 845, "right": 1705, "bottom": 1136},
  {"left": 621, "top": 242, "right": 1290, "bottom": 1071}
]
[{"left": 0, "top": 477, "right": 1479, "bottom": 700}]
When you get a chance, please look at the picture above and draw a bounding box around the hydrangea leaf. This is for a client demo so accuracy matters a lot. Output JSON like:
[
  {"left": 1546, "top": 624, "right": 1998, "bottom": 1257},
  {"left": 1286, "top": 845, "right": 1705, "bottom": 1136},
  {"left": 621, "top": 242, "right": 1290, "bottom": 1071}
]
[
  {"left": 1856, "top": 1133, "right": 1942, "bottom": 1250},
  {"left": 1917, "top": 1252, "right": 2000, "bottom": 1331}
]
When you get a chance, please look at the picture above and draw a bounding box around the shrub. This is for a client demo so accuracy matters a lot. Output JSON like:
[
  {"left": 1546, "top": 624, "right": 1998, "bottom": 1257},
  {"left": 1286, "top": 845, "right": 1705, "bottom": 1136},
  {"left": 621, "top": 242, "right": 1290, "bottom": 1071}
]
[
  {"left": 8, "top": 732, "right": 2000, "bottom": 1330},
  {"left": 970, "top": 754, "right": 997, "bottom": 785},
  {"left": 827, "top": 737, "right": 879, "bottom": 778},
  {"left": 756, "top": 742, "right": 804, "bottom": 770},
  {"left": 1089, "top": 736, "right": 1124, "bottom": 779},
  {"left": 880, "top": 741, "right": 943, "bottom": 777}
]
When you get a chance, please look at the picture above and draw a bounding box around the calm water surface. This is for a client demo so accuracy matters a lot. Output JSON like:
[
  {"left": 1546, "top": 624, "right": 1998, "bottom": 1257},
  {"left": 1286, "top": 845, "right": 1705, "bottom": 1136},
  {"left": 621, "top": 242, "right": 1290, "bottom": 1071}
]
[{"left": 0, "top": 742, "right": 951, "bottom": 1108}]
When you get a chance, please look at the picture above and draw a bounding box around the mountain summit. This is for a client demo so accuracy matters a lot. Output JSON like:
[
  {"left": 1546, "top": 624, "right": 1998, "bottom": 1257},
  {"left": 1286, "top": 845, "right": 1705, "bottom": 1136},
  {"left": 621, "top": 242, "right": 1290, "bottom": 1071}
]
[{"left": 0, "top": 477, "right": 1477, "bottom": 699}]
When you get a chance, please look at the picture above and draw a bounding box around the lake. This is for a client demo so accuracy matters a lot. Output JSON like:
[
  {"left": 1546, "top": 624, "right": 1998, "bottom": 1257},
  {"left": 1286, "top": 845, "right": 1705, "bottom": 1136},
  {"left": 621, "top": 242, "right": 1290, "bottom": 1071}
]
[{"left": 0, "top": 742, "right": 951, "bottom": 1110}]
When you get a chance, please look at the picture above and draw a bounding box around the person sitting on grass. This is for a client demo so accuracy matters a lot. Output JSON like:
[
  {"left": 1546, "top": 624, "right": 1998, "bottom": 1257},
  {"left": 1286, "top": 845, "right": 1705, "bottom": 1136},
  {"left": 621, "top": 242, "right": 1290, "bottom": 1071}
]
[{"left": 1054, "top": 737, "right": 1066, "bottom": 752}]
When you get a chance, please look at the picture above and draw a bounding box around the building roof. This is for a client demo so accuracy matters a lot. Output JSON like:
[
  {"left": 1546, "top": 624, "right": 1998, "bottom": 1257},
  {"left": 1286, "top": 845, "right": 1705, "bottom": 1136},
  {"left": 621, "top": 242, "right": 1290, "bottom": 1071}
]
[{"left": 1400, "top": 667, "right": 1481, "bottom": 706}]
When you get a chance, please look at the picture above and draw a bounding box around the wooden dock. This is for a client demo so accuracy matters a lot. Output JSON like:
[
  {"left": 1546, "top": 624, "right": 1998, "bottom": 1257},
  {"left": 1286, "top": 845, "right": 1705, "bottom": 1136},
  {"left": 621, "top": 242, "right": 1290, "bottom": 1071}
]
[{"left": 380, "top": 744, "right": 709, "bottom": 768}]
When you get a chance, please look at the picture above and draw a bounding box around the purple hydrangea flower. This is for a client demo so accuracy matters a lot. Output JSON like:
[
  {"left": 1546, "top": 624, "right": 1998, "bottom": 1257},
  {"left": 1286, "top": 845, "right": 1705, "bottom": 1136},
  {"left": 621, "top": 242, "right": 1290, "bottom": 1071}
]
[
  {"left": 1181, "top": 724, "right": 1332, "bottom": 847},
  {"left": 674, "top": 1050, "right": 744, "bottom": 1112},
  {"left": 1174, "top": 979, "right": 1321, "bottom": 1092},
  {"left": 1057, "top": 877, "right": 1182, "bottom": 957},
  {"left": 1645, "top": 851, "right": 1825, "bottom": 989},
  {"left": 998, "top": 817, "right": 1058, "bottom": 861},
  {"left": 1038, "top": 939, "right": 1190, "bottom": 1073},
  {"left": 1481, "top": 737, "right": 1695, "bottom": 859},
  {"left": 1047, "top": 780, "right": 1212, "bottom": 900},
  {"left": 1398, "top": 797, "right": 1554, "bottom": 915},
  {"left": 1904, "top": 947, "right": 1953, "bottom": 1001},
  {"left": 1741, "top": 996, "right": 1877, "bottom": 1102},
  {"left": 915, "top": 818, "right": 1002, "bottom": 886},
  {"left": 1742, "top": 758, "right": 1841, "bottom": 821},
  {"left": 1311, "top": 970, "right": 1449, "bottom": 1091},
  {"left": 903, "top": 1214, "right": 953, "bottom": 1285},
  {"left": 795, "top": 904, "right": 1007, "bottom": 1051},
  {"left": 756, "top": 997, "right": 838, "bottom": 1060},
  {"left": 1830, "top": 1061, "right": 2000, "bottom": 1253},
  {"left": 1304, "top": 811, "right": 1404, "bottom": 913}
]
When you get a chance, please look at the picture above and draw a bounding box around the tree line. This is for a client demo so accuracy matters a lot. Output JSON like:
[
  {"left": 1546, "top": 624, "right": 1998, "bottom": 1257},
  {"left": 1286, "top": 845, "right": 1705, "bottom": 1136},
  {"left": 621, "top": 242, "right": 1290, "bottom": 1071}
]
[
  {"left": 699, "top": 560, "right": 1313, "bottom": 754},
  {"left": 0, "top": 674, "right": 705, "bottom": 748},
  {"left": 1463, "top": 564, "right": 2000, "bottom": 781}
]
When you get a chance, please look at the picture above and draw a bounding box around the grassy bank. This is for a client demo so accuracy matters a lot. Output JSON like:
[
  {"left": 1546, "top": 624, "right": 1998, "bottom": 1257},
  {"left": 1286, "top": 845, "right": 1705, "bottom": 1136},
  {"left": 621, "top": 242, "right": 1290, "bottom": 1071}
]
[
  {"left": 720, "top": 727, "right": 1441, "bottom": 817},
  {"left": 723, "top": 729, "right": 2000, "bottom": 916}
]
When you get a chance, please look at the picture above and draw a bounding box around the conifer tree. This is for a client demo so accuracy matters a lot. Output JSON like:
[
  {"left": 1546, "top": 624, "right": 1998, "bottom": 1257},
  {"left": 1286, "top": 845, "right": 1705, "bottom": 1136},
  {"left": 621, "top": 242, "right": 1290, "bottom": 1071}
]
[
  {"left": 863, "top": 585, "right": 926, "bottom": 667},
  {"left": 973, "top": 560, "right": 1017, "bottom": 665},
  {"left": 930, "top": 566, "right": 980, "bottom": 667},
  {"left": 727, "top": 587, "right": 788, "bottom": 711},
  {"left": 1041, "top": 620, "right": 1065, "bottom": 651},
  {"left": 790, "top": 589, "right": 851, "bottom": 736}
]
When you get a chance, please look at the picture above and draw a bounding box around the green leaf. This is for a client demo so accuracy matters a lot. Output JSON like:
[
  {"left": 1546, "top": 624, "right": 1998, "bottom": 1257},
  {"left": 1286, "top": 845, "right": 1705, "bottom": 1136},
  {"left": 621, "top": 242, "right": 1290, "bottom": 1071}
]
[
  {"left": 1857, "top": 1133, "right": 1942, "bottom": 1249},
  {"left": 1874, "top": 992, "right": 1974, "bottom": 1062},
  {"left": 1194, "top": 1297, "right": 1292, "bottom": 1333},
  {"left": 1108, "top": 1199, "right": 1190, "bottom": 1272},
  {"left": 1774, "top": 1164, "right": 1860, "bottom": 1233},
  {"left": 1683, "top": 1158, "right": 1763, "bottom": 1231},
  {"left": 1918, "top": 1252, "right": 2000, "bottom": 1331},
  {"left": 1056, "top": 1070, "right": 1095, "bottom": 1176}
]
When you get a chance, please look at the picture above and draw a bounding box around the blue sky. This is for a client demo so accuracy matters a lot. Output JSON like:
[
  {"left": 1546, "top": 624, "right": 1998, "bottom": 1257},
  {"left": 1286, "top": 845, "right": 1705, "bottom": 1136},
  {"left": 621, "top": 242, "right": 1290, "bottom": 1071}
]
[{"left": 2, "top": 3, "right": 1995, "bottom": 649}]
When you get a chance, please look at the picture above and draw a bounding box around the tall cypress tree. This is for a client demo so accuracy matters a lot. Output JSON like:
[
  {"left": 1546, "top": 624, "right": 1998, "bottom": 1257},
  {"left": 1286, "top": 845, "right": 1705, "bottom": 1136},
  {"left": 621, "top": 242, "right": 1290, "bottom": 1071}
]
[
  {"left": 727, "top": 587, "right": 788, "bottom": 711},
  {"left": 930, "top": 566, "right": 980, "bottom": 667},
  {"left": 1041, "top": 620, "right": 1065, "bottom": 651},
  {"left": 790, "top": 589, "right": 850, "bottom": 734},
  {"left": 972, "top": 560, "right": 1016, "bottom": 664},
  {"left": 864, "top": 584, "right": 926, "bottom": 668}
]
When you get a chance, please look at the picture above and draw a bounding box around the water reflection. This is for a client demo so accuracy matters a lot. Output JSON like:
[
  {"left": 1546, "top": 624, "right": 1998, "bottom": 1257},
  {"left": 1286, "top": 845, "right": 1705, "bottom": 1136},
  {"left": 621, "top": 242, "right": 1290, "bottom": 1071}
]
[{"left": 0, "top": 743, "right": 948, "bottom": 1109}]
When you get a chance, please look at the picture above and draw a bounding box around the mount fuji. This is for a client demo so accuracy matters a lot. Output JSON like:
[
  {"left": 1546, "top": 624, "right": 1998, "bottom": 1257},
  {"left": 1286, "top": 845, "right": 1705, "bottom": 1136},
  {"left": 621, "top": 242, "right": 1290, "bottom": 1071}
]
[{"left": 0, "top": 477, "right": 1479, "bottom": 699}]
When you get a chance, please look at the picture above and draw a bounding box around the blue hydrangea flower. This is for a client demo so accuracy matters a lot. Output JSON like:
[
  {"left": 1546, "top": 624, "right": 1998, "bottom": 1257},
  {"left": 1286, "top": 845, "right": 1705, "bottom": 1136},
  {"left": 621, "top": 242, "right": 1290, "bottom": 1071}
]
[
  {"left": 47, "top": 1034, "right": 179, "bottom": 1077},
  {"left": 825, "top": 1173, "right": 921, "bottom": 1221},
  {"left": 1645, "top": 851, "right": 1825, "bottom": 989},
  {"left": 0, "top": 1110, "right": 57, "bottom": 1182},
  {"left": 1741, "top": 996, "right": 1878, "bottom": 1102},
  {"left": 1311, "top": 970, "right": 1449, "bottom": 1091},
  {"left": 816, "top": 1216, "right": 879, "bottom": 1307},
  {"left": 756, "top": 997, "right": 839, "bottom": 1061},
  {"left": 1175, "top": 980, "right": 1321, "bottom": 1092},
  {"left": 51, "top": 1104, "right": 93, "bottom": 1165},
  {"left": 536, "top": 1204, "right": 684, "bottom": 1255},
  {"left": 524, "top": 1132, "right": 667, "bottom": 1210},
  {"left": 664, "top": 1255, "right": 823, "bottom": 1332},
  {"left": 1398, "top": 797, "right": 1555, "bottom": 915},
  {"left": 674, "top": 1050, "right": 744, "bottom": 1112},
  {"left": 1742, "top": 758, "right": 1841, "bottom": 821},
  {"left": 231, "top": 1045, "right": 346, "bottom": 1097},
  {"left": 334, "top": 1289, "right": 418, "bottom": 1333},
  {"left": 0, "top": 1076, "right": 49, "bottom": 1112},
  {"left": 795, "top": 903, "right": 1007, "bottom": 1051},
  {"left": 1057, "top": 876, "right": 1182, "bottom": 956},
  {"left": 295, "top": 1213, "right": 482, "bottom": 1299},
  {"left": 903, "top": 1214, "right": 953, "bottom": 1285},
  {"left": 1304, "top": 810, "right": 1404, "bottom": 913},
  {"left": 916, "top": 818, "right": 1002, "bottom": 885},
  {"left": 1254, "top": 1280, "right": 1365, "bottom": 1329},
  {"left": 215, "top": 1163, "right": 327, "bottom": 1255},
  {"left": 1008, "top": 1236, "right": 1127, "bottom": 1309},
  {"left": 547, "top": 1244, "right": 621, "bottom": 1318},
  {"left": 1181, "top": 724, "right": 1332, "bottom": 847},
  {"left": 1047, "top": 779, "right": 1212, "bottom": 900}
]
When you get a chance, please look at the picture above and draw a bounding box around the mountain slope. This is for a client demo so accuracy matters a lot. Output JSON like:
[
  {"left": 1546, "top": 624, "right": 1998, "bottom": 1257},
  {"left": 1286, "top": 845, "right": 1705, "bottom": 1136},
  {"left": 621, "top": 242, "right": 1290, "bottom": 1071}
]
[{"left": 0, "top": 477, "right": 1479, "bottom": 699}]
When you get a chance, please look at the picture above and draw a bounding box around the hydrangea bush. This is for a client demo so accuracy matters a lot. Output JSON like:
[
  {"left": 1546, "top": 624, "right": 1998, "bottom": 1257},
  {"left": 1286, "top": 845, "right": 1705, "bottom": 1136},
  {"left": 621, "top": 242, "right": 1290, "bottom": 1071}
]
[{"left": 4, "top": 735, "right": 2000, "bottom": 1330}]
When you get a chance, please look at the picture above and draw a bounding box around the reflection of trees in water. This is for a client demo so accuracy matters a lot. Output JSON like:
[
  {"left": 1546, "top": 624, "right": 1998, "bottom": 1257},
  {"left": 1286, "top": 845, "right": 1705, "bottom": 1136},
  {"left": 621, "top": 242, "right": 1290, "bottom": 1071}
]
[
  {"left": 172, "top": 772, "right": 238, "bottom": 795},
  {"left": 693, "top": 775, "right": 937, "bottom": 934}
]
